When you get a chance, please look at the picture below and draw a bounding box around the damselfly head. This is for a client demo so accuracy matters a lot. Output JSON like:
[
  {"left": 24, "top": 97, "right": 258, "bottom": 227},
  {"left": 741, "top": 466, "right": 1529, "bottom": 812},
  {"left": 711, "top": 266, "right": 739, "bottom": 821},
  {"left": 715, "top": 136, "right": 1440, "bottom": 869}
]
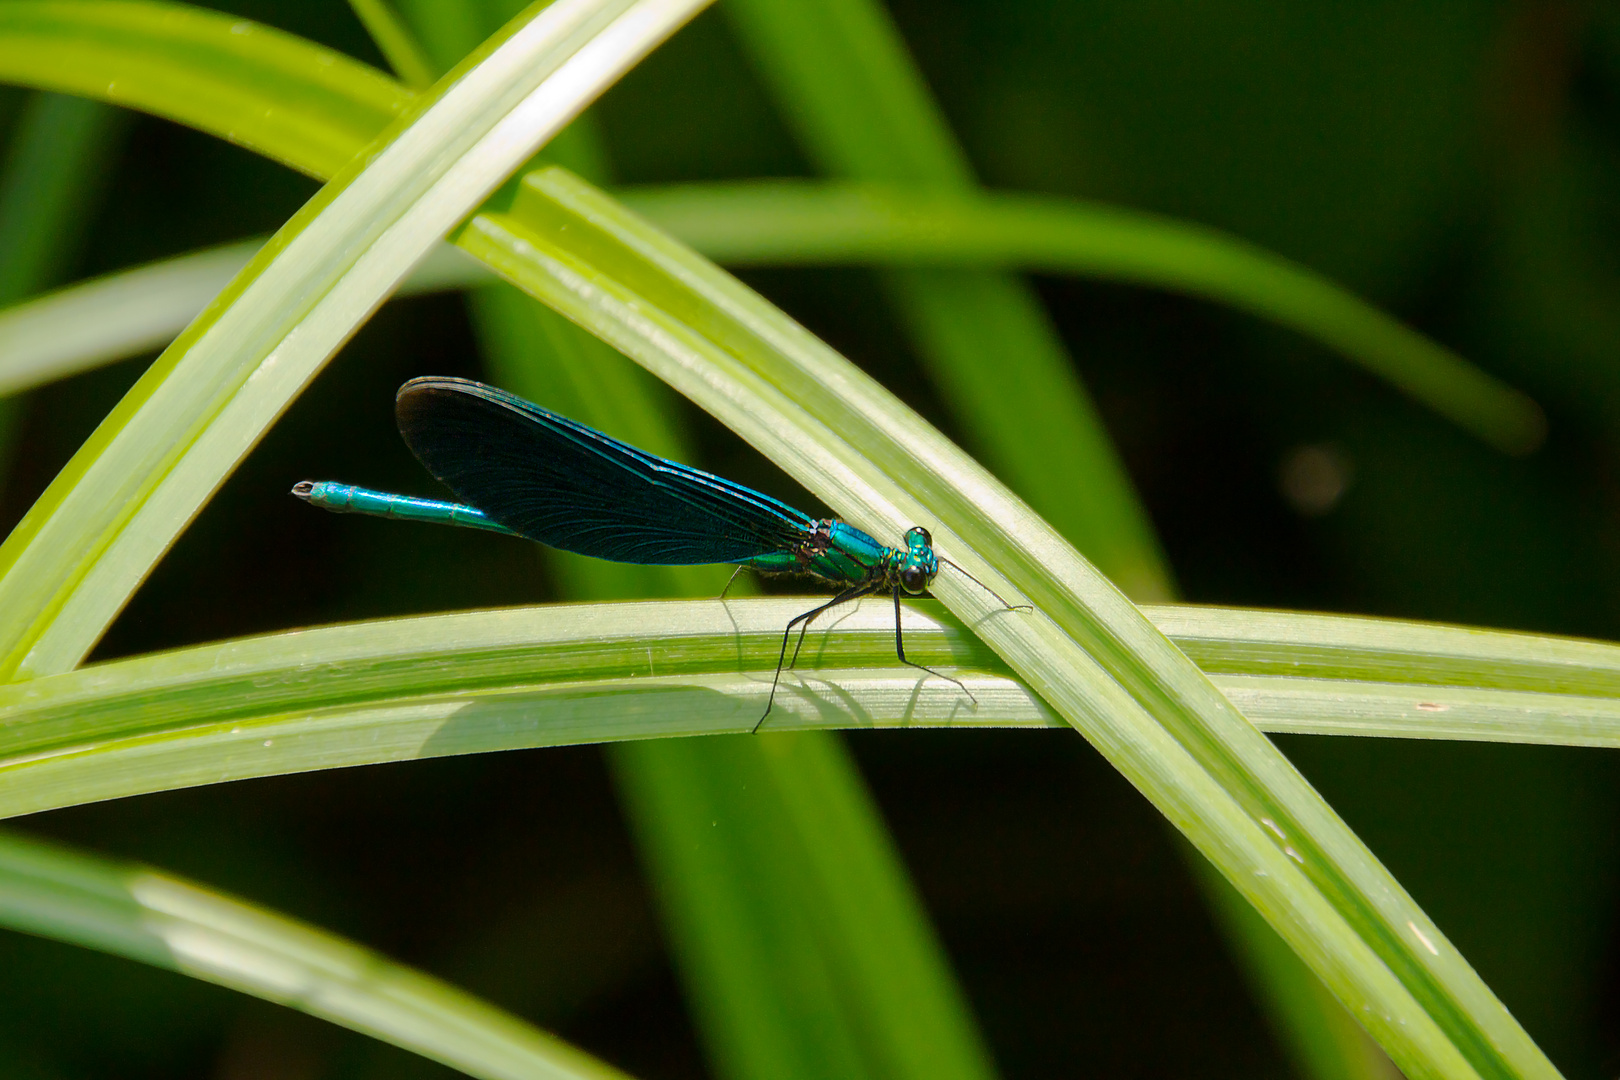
[{"left": 898, "top": 526, "right": 939, "bottom": 594}]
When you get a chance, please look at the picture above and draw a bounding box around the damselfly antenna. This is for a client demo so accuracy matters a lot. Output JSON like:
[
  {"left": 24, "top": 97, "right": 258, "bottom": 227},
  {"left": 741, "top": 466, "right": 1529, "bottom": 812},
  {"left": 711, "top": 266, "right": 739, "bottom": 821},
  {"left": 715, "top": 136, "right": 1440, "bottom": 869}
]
[{"left": 939, "top": 556, "right": 1034, "bottom": 613}]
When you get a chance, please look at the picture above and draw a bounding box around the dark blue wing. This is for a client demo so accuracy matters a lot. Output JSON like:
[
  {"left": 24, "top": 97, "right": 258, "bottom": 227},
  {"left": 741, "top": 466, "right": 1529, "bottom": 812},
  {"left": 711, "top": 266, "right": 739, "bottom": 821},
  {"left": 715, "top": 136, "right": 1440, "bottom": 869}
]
[{"left": 395, "top": 377, "right": 816, "bottom": 565}]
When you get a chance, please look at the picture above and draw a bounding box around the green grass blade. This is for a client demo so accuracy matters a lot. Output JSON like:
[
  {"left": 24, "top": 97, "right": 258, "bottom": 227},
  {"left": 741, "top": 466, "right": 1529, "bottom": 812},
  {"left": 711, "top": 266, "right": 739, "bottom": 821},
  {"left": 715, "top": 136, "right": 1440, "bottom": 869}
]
[
  {"left": 1151, "top": 603, "right": 1620, "bottom": 693},
  {"left": 1157, "top": 604, "right": 1620, "bottom": 746},
  {"left": 613, "top": 730, "right": 999, "bottom": 1080},
  {"left": 461, "top": 168, "right": 1552, "bottom": 1079},
  {"left": 348, "top": 0, "right": 437, "bottom": 89},
  {"left": 0, "top": 0, "right": 712, "bottom": 682},
  {"left": 725, "top": 0, "right": 1172, "bottom": 600},
  {"left": 695, "top": 54, "right": 1528, "bottom": 1080},
  {"left": 621, "top": 181, "right": 1545, "bottom": 456},
  {"left": 0, "top": 92, "right": 122, "bottom": 303},
  {"left": 725, "top": 0, "right": 971, "bottom": 185},
  {"left": 0, "top": 0, "right": 410, "bottom": 179},
  {"left": 0, "top": 599, "right": 1033, "bottom": 819},
  {"left": 0, "top": 239, "right": 490, "bottom": 397},
  {"left": 736, "top": 730, "right": 1000, "bottom": 1080},
  {"left": 3, "top": 597, "right": 1619, "bottom": 824},
  {"left": 611, "top": 736, "right": 880, "bottom": 1080},
  {"left": 0, "top": 829, "right": 635, "bottom": 1080},
  {"left": 0, "top": 90, "right": 123, "bottom": 507},
  {"left": 0, "top": 240, "right": 258, "bottom": 397},
  {"left": 396, "top": 0, "right": 498, "bottom": 75},
  {"left": 1193, "top": 856, "right": 1402, "bottom": 1080}
]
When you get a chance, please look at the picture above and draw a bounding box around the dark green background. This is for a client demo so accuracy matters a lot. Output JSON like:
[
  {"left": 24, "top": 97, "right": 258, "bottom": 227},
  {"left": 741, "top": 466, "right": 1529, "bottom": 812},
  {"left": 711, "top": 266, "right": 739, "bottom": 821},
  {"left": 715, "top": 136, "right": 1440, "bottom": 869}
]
[{"left": 0, "top": 1, "right": 1617, "bottom": 1077}]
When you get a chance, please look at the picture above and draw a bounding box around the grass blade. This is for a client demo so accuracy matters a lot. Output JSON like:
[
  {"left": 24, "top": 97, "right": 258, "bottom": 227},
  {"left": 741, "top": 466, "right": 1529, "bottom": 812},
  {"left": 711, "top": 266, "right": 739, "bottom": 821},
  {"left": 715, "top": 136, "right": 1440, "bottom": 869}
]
[
  {"left": 621, "top": 181, "right": 1545, "bottom": 456},
  {"left": 2, "top": 598, "right": 1618, "bottom": 824},
  {"left": 0, "top": 0, "right": 712, "bottom": 681},
  {"left": 348, "top": 0, "right": 437, "bottom": 89},
  {"left": 0, "top": 829, "right": 634, "bottom": 1080},
  {"left": 0, "top": 599, "right": 1030, "bottom": 820},
  {"left": 0, "top": 92, "right": 122, "bottom": 302},
  {"left": 0, "top": 239, "right": 490, "bottom": 397},
  {"left": 613, "top": 730, "right": 999, "bottom": 1080},
  {"left": 0, "top": 90, "right": 124, "bottom": 506},
  {"left": 0, "top": 0, "right": 409, "bottom": 179}
]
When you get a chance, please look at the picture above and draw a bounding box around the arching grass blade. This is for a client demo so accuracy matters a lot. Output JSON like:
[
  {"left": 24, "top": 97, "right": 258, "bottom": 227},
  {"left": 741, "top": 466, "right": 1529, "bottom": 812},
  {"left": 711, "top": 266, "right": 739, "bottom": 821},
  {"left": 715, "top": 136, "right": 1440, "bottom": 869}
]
[{"left": 0, "top": 829, "right": 635, "bottom": 1080}]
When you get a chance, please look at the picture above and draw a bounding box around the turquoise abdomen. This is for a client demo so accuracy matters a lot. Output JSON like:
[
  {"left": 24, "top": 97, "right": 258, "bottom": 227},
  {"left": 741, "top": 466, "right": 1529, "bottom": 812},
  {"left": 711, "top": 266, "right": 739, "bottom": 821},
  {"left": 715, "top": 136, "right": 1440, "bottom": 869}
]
[{"left": 745, "top": 551, "right": 805, "bottom": 575}]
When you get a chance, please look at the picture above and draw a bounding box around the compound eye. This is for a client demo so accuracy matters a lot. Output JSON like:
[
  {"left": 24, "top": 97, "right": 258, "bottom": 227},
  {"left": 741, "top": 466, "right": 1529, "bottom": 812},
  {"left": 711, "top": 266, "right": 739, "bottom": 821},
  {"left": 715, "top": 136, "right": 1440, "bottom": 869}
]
[
  {"left": 899, "top": 566, "right": 928, "bottom": 594},
  {"left": 906, "top": 526, "right": 933, "bottom": 546}
]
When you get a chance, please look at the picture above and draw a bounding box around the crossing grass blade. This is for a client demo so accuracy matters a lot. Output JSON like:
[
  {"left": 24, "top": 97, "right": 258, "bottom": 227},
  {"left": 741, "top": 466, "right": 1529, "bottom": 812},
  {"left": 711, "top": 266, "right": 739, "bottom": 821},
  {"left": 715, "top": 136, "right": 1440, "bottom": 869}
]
[
  {"left": 0, "top": 829, "right": 635, "bottom": 1080},
  {"left": 0, "top": 599, "right": 1027, "bottom": 820},
  {"left": 607, "top": 1, "right": 1503, "bottom": 1069},
  {"left": 645, "top": 0, "right": 1363, "bottom": 1064},
  {"left": 713, "top": 6, "right": 1490, "bottom": 1071}
]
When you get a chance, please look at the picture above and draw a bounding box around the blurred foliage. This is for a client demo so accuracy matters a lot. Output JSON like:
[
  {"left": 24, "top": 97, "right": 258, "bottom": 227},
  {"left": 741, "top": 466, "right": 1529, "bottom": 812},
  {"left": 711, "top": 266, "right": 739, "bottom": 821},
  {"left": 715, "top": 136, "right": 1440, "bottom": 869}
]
[{"left": 0, "top": 1, "right": 1617, "bottom": 1078}]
